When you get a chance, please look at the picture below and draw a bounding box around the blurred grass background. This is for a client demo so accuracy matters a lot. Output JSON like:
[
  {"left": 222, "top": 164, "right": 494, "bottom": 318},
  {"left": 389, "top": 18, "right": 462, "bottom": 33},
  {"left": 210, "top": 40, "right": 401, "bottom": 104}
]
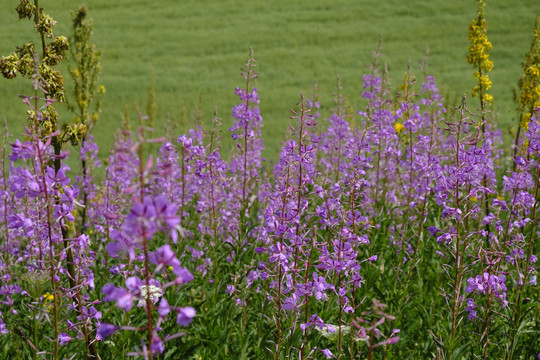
[{"left": 1, "top": 0, "right": 539, "bottom": 160}]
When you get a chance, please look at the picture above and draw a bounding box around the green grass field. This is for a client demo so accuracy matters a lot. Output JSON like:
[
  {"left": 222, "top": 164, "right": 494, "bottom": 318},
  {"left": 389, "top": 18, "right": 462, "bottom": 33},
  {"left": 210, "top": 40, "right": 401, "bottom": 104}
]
[{"left": 1, "top": 0, "right": 539, "bottom": 159}]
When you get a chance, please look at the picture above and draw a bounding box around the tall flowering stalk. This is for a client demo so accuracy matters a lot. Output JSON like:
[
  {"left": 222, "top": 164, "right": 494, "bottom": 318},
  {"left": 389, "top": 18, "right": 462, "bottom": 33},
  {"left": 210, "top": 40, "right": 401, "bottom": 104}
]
[
  {"left": 436, "top": 95, "right": 474, "bottom": 354},
  {"left": 514, "top": 16, "right": 540, "bottom": 161},
  {"left": 101, "top": 124, "right": 195, "bottom": 358},
  {"left": 358, "top": 70, "right": 398, "bottom": 215},
  {"left": 315, "top": 80, "right": 378, "bottom": 359},
  {"left": 19, "top": 92, "right": 61, "bottom": 360},
  {"left": 258, "top": 95, "right": 320, "bottom": 359},
  {"left": 467, "top": 0, "right": 496, "bottom": 253},
  {"left": 503, "top": 110, "right": 540, "bottom": 359},
  {"left": 398, "top": 71, "right": 446, "bottom": 306},
  {"left": 68, "top": 5, "right": 105, "bottom": 231},
  {"left": 5, "top": 81, "right": 101, "bottom": 360},
  {"left": 432, "top": 90, "right": 502, "bottom": 358},
  {"left": 467, "top": 0, "right": 494, "bottom": 110},
  {"left": 0, "top": 4, "right": 101, "bottom": 358},
  {"left": 229, "top": 49, "right": 264, "bottom": 249}
]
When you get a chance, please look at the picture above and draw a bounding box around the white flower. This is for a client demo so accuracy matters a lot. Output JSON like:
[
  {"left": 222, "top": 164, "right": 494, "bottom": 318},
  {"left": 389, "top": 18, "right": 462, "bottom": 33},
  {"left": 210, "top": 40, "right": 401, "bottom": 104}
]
[
  {"left": 316, "top": 325, "right": 351, "bottom": 341},
  {"left": 137, "top": 285, "right": 164, "bottom": 307}
]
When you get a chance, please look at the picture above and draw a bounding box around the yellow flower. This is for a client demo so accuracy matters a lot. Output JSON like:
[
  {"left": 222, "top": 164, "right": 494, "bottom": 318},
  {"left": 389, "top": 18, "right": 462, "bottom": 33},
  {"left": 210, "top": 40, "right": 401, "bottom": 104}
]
[
  {"left": 470, "top": 196, "right": 478, "bottom": 202},
  {"left": 42, "top": 293, "right": 54, "bottom": 312},
  {"left": 526, "top": 65, "right": 540, "bottom": 78},
  {"left": 394, "top": 122, "right": 405, "bottom": 134},
  {"left": 467, "top": 0, "right": 493, "bottom": 104}
]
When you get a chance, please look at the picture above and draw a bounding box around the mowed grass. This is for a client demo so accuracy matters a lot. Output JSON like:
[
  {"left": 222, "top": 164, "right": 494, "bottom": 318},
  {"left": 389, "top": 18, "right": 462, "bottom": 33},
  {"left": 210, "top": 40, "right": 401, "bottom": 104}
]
[{"left": 1, "top": 0, "right": 539, "bottom": 160}]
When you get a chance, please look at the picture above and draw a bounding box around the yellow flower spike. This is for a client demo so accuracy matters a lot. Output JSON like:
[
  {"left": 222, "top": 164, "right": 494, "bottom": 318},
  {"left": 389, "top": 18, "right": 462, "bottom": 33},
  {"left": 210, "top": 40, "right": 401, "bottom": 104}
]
[
  {"left": 394, "top": 122, "right": 405, "bottom": 134},
  {"left": 467, "top": 0, "right": 493, "bottom": 106},
  {"left": 517, "top": 16, "right": 540, "bottom": 131}
]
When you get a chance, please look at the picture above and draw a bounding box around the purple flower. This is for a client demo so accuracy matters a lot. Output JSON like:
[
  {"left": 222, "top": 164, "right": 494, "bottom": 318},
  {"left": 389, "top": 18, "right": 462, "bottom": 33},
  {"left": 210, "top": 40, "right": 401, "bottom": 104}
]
[
  {"left": 158, "top": 298, "right": 170, "bottom": 318},
  {"left": 59, "top": 333, "right": 72, "bottom": 346},
  {"left": 0, "top": 318, "right": 7, "bottom": 335},
  {"left": 176, "top": 306, "right": 196, "bottom": 326},
  {"left": 149, "top": 245, "right": 180, "bottom": 268},
  {"left": 151, "top": 335, "right": 165, "bottom": 354},
  {"left": 102, "top": 284, "right": 133, "bottom": 311},
  {"left": 96, "top": 323, "right": 118, "bottom": 340},
  {"left": 123, "top": 199, "right": 157, "bottom": 240},
  {"left": 320, "top": 348, "right": 333, "bottom": 358},
  {"left": 376, "top": 336, "right": 400, "bottom": 346},
  {"left": 125, "top": 276, "right": 143, "bottom": 296},
  {"left": 465, "top": 298, "right": 477, "bottom": 320},
  {"left": 282, "top": 294, "right": 298, "bottom": 311},
  {"left": 173, "top": 266, "right": 194, "bottom": 284},
  {"left": 466, "top": 273, "right": 508, "bottom": 307},
  {"left": 300, "top": 314, "right": 326, "bottom": 332}
]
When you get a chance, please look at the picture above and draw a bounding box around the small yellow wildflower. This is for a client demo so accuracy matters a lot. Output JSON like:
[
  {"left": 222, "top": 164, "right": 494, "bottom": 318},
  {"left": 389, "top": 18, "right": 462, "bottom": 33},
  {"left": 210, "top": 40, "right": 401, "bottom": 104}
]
[
  {"left": 42, "top": 292, "right": 54, "bottom": 313},
  {"left": 395, "top": 122, "right": 405, "bottom": 134},
  {"left": 470, "top": 196, "right": 478, "bottom": 202},
  {"left": 526, "top": 65, "right": 540, "bottom": 78}
]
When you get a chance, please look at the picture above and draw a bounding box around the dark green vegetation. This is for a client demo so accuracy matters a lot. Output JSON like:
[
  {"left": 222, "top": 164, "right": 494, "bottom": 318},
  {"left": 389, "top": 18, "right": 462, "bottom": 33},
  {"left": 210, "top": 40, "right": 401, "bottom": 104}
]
[{"left": 1, "top": 0, "right": 539, "bottom": 159}]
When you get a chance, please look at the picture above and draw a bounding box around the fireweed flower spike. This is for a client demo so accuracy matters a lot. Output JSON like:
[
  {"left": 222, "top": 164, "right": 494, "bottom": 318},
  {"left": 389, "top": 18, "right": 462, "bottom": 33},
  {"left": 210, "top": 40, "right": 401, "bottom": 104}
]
[
  {"left": 228, "top": 48, "right": 264, "bottom": 252},
  {"left": 258, "top": 95, "right": 320, "bottom": 359},
  {"left": 96, "top": 129, "right": 195, "bottom": 358}
]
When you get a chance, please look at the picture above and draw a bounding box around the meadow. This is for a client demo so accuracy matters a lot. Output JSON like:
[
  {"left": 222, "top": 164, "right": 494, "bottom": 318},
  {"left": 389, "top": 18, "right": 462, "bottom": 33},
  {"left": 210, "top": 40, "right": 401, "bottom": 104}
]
[
  {"left": 0, "top": 0, "right": 540, "bottom": 360},
  {"left": 0, "top": 0, "right": 539, "bottom": 158}
]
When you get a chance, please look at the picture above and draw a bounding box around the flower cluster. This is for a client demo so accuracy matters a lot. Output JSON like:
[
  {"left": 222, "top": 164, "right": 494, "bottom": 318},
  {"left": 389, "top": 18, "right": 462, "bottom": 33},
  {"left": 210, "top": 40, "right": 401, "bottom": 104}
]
[
  {"left": 467, "top": 0, "right": 494, "bottom": 104},
  {"left": 517, "top": 17, "right": 540, "bottom": 130}
]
